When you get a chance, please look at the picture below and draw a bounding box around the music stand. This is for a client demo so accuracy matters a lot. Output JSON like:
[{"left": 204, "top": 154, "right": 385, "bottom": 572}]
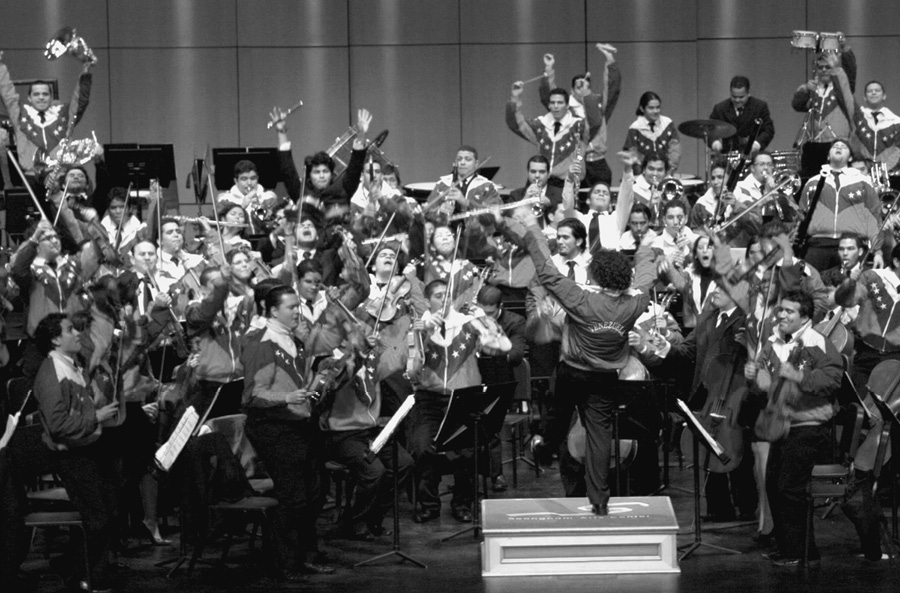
[
  {"left": 610, "top": 380, "right": 665, "bottom": 496},
  {"left": 675, "top": 399, "right": 742, "bottom": 560},
  {"left": 3, "top": 187, "right": 52, "bottom": 240},
  {"left": 212, "top": 147, "right": 280, "bottom": 193},
  {"left": 105, "top": 143, "right": 177, "bottom": 189},
  {"left": 436, "top": 382, "right": 517, "bottom": 542}
]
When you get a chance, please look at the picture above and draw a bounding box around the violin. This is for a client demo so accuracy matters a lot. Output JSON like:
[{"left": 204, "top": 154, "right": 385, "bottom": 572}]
[
  {"left": 366, "top": 275, "right": 412, "bottom": 322},
  {"left": 856, "top": 360, "right": 900, "bottom": 474},
  {"left": 755, "top": 339, "right": 804, "bottom": 442},
  {"left": 146, "top": 274, "right": 190, "bottom": 359}
]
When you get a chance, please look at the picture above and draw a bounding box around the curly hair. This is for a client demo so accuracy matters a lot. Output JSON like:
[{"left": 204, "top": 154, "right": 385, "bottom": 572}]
[{"left": 588, "top": 248, "right": 633, "bottom": 291}]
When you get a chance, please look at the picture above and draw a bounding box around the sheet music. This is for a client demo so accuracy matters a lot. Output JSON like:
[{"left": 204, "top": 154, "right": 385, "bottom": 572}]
[
  {"left": 154, "top": 405, "right": 199, "bottom": 472},
  {"left": 371, "top": 395, "right": 415, "bottom": 455},
  {"left": 0, "top": 413, "right": 20, "bottom": 451},
  {"left": 676, "top": 398, "right": 727, "bottom": 459}
]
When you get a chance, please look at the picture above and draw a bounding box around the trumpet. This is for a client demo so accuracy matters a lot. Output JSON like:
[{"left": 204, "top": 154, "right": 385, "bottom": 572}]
[
  {"left": 448, "top": 197, "right": 540, "bottom": 221},
  {"left": 44, "top": 27, "right": 97, "bottom": 64},
  {"left": 658, "top": 176, "right": 684, "bottom": 202},
  {"left": 713, "top": 169, "right": 800, "bottom": 234},
  {"left": 169, "top": 215, "right": 248, "bottom": 228}
]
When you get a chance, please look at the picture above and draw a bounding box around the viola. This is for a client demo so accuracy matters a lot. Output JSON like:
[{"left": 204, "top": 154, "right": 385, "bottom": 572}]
[
  {"left": 814, "top": 306, "right": 852, "bottom": 358},
  {"left": 755, "top": 340, "right": 804, "bottom": 442},
  {"left": 366, "top": 275, "right": 412, "bottom": 323}
]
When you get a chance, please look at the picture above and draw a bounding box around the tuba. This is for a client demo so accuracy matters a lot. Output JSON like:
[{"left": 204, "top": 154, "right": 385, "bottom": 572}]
[{"left": 44, "top": 27, "right": 98, "bottom": 65}]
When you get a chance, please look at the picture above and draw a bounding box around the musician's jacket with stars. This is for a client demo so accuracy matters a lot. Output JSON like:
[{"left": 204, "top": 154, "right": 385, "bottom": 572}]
[
  {"left": 34, "top": 351, "right": 100, "bottom": 450},
  {"left": 186, "top": 281, "right": 255, "bottom": 383},
  {"left": 623, "top": 115, "right": 681, "bottom": 172},
  {"left": 790, "top": 49, "right": 857, "bottom": 142},
  {"left": 417, "top": 309, "right": 502, "bottom": 394},
  {"left": 754, "top": 322, "right": 842, "bottom": 427},
  {"left": 241, "top": 319, "right": 311, "bottom": 421},
  {"left": 10, "top": 240, "right": 83, "bottom": 336},
  {"left": 837, "top": 268, "right": 900, "bottom": 353},
  {"left": 798, "top": 165, "right": 882, "bottom": 250},
  {"left": 506, "top": 98, "right": 602, "bottom": 180},
  {"left": 0, "top": 61, "right": 92, "bottom": 175}
]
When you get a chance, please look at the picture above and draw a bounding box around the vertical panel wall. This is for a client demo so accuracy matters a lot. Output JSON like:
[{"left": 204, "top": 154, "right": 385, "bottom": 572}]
[{"left": 1, "top": 1, "right": 898, "bottom": 202}]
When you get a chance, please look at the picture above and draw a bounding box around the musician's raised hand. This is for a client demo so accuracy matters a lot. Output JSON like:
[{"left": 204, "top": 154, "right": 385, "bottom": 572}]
[
  {"left": 872, "top": 251, "right": 885, "bottom": 270},
  {"left": 511, "top": 81, "right": 524, "bottom": 99},
  {"left": 618, "top": 150, "right": 638, "bottom": 168},
  {"left": 153, "top": 292, "right": 172, "bottom": 308},
  {"left": 357, "top": 108, "right": 373, "bottom": 135},
  {"left": 142, "top": 401, "right": 159, "bottom": 421},
  {"left": 596, "top": 43, "right": 617, "bottom": 61},
  {"left": 543, "top": 53, "right": 554, "bottom": 70},
  {"left": 269, "top": 107, "right": 288, "bottom": 132},
  {"left": 627, "top": 330, "right": 642, "bottom": 347}
]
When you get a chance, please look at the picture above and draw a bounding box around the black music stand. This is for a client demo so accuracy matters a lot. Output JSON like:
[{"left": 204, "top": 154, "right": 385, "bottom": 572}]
[
  {"left": 105, "top": 143, "right": 176, "bottom": 190},
  {"left": 212, "top": 147, "right": 280, "bottom": 193},
  {"left": 436, "top": 382, "right": 517, "bottom": 542},
  {"left": 3, "top": 187, "right": 52, "bottom": 240},
  {"left": 354, "top": 433, "right": 427, "bottom": 569},
  {"left": 675, "top": 399, "right": 742, "bottom": 560},
  {"left": 870, "top": 395, "right": 900, "bottom": 546},
  {"left": 610, "top": 380, "right": 665, "bottom": 496}
]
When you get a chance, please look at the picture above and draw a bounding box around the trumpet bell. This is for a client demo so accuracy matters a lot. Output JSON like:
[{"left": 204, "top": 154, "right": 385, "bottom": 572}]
[
  {"left": 774, "top": 169, "right": 801, "bottom": 193},
  {"left": 881, "top": 189, "right": 899, "bottom": 216},
  {"left": 659, "top": 176, "right": 684, "bottom": 201}
]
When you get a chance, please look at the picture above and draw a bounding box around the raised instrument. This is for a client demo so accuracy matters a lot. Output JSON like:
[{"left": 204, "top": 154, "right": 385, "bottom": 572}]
[
  {"left": 362, "top": 233, "right": 407, "bottom": 246},
  {"left": 448, "top": 196, "right": 539, "bottom": 221},
  {"left": 45, "top": 26, "right": 97, "bottom": 64},
  {"left": 168, "top": 215, "right": 248, "bottom": 228},
  {"left": 713, "top": 170, "right": 800, "bottom": 234},
  {"left": 677, "top": 119, "right": 737, "bottom": 141},
  {"left": 266, "top": 99, "right": 304, "bottom": 129},
  {"left": 658, "top": 176, "right": 684, "bottom": 202}
]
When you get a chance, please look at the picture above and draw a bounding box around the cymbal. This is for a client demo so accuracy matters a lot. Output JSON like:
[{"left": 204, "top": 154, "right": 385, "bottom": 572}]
[{"left": 678, "top": 119, "right": 736, "bottom": 140}]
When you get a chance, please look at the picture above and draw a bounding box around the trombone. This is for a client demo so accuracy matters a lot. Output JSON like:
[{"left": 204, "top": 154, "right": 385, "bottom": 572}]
[{"left": 713, "top": 170, "right": 800, "bottom": 234}]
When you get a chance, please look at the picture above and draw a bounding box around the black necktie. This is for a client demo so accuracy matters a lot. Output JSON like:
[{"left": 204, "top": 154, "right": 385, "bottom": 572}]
[
  {"left": 142, "top": 278, "right": 153, "bottom": 307},
  {"left": 649, "top": 121, "right": 656, "bottom": 133},
  {"left": 553, "top": 121, "right": 561, "bottom": 136},
  {"left": 171, "top": 256, "right": 180, "bottom": 266},
  {"left": 38, "top": 111, "right": 46, "bottom": 124},
  {"left": 716, "top": 311, "right": 728, "bottom": 328},
  {"left": 302, "top": 251, "right": 312, "bottom": 261},
  {"left": 784, "top": 333, "right": 793, "bottom": 343},
  {"left": 589, "top": 211, "right": 600, "bottom": 248},
  {"left": 873, "top": 111, "right": 882, "bottom": 125},
  {"left": 832, "top": 170, "right": 842, "bottom": 194},
  {"left": 566, "top": 260, "right": 576, "bottom": 280},
  {"left": 736, "top": 107, "right": 742, "bottom": 118}
]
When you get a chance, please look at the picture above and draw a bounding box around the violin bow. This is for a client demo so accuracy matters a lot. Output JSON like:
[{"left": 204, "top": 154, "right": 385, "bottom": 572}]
[
  {"left": 206, "top": 171, "right": 228, "bottom": 260},
  {"left": 364, "top": 211, "right": 397, "bottom": 268},
  {"left": 440, "top": 225, "right": 464, "bottom": 323},
  {"left": 372, "top": 253, "right": 400, "bottom": 338}
]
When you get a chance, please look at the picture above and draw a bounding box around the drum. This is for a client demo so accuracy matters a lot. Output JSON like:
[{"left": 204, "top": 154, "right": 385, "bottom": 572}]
[
  {"left": 772, "top": 150, "right": 801, "bottom": 173},
  {"left": 403, "top": 181, "right": 437, "bottom": 202},
  {"left": 819, "top": 32, "right": 842, "bottom": 53},
  {"left": 791, "top": 30, "right": 818, "bottom": 50}
]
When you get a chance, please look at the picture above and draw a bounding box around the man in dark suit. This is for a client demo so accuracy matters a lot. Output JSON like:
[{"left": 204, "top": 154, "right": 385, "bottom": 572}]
[
  {"left": 709, "top": 75, "right": 776, "bottom": 154},
  {"left": 506, "top": 155, "right": 563, "bottom": 211},
  {"left": 650, "top": 286, "right": 758, "bottom": 523}
]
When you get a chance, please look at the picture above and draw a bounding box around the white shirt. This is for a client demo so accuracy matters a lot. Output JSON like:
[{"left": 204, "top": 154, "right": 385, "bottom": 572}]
[
  {"left": 551, "top": 251, "right": 592, "bottom": 286},
  {"left": 651, "top": 227, "right": 697, "bottom": 261},
  {"left": 619, "top": 228, "right": 658, "bottom": 251}
]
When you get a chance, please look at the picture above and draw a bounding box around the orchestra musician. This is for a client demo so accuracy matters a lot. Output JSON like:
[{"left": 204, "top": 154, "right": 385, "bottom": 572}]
[
  {"left": 623, "top": 91, "right": 681, "bottom": 174},
  {"left": 217, "top": 159, "right": 277, "bottom": 235},
  {"left": 708, "top": 76, "right": 775, "bottom": 155}
]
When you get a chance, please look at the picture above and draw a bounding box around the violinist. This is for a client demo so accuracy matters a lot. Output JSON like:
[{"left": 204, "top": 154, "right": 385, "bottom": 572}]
[
  {"left": 423, "top": 223, "right": 480, "bottom": 292},
  {"left": 32, "top": 313, "right": 119, "bottom": 591},
  {"left": 217, "top": 159, "right": 277, "bottom": 235},
  {"left": 295, "top": 259, "right": 327, "bottom": 325},
  {"left": 834, "top": 242, "right": 900, "bottom": 388},
  {"left": 185, "top": 261, "right": 254, "bottom": 421},
  {"left": 201, "top": 203, "right": 252, "bottom": 264},
  {"left": 743, "top": 290, "right": 842, "bottom": 567},
  {"left": 156, "top": 217, "right": 205, "bottom": 296},
  {"left": 257, "top": 203, "right": 290, "bottom": 265},
  {"left": 100, "top": 188, "right": 143, "bottom": 255},
  {"left": 350, "top": 157, "right": 403, "bottom": 216},
  {"left": 409, "top": 279, "right": 512, "bottom": 524}
]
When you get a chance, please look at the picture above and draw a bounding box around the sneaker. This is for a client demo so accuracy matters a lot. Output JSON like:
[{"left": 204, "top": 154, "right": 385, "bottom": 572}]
[{"left": 492, "top": 475, "right": 508, "bottom": 492}]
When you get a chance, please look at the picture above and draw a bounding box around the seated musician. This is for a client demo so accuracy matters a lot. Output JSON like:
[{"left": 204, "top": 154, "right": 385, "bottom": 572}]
[
  {"left": 823, "top": 231, "right": 868, "bottom": 281},
  {"left": 271, "top": 107, "right": 370, "bottom": 216},
  {"left": 743, "top": 290, "right": 842, "bottom": 566},
  {"left": 631, "top": 155, "right": 667, "bottom": 216},
  {"left": 550, "top": 218, "right": 591, "bottom": 286},
  {"left": 689, "top": 160, "right": 726, "bottom": 228},
  {"left": 201, "top": 203, "right": 252, "bottom": 263},
  {"left": 424, "top": 146, "right": 501, "bottom": 259},
  {"left": 506, "top": 155, "right": 560, "bottom": 211},
  {"left": 662, "top": 234, "right": 717, "bottom": 330},
  {"left": 423, "top": 223, "right": 481, "bottom": 293},
  {"left": 650, "top": 199, "right": 696, "bottom": 263},
  {"left": 562, "top": 151, "right": 636, "bottom": 251},
  {"left": 100, "top": 188, "right": 144, "bottom": 254},
  {"left": 294, "top": 259, "right": 327, "bottom": 325},
  {"left": 32, "top": 313, "right": 120, "bottom": 591},
  {"left": 409, "top": 279, "right": 511, "bottom": 524},
  {"left": 217, "top": 159, "right": 277, "bottom": 235},
  {"left": 350, "top": 157, "right": 403, "bottom": 216},
  {"left": 156, "top": 216, "right": 205, "bottom": 296},
  {"left": 618, "top": 204, "right": 657, "bottom": 251},
  {"left": 239, "top": 285, "right": 334, "bottom": 579},
  {"left": 798, "top": 138, "right": 882, "bottom": 272}
]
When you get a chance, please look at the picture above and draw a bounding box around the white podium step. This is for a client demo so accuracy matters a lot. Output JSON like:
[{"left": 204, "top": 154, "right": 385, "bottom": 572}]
[{"left": 481, "top": 497, "right": 680, "bottom": 577}]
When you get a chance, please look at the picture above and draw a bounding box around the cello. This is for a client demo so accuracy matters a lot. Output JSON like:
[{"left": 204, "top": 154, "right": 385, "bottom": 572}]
[
  {"left": 755, "top": 340, "right": 805, "bottom": 442},
  {"left": 692, "top": 349, "right": 749, "bottom": 473}
]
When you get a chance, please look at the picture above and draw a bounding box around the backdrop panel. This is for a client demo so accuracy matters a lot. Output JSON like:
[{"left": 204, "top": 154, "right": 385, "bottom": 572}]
[
  {"left": 697, "top": 0, "right": 807, "bottom": 40},
  {"left": 349, "top": 0, "right": 458, "bottom": 46},
  {"left": 237, "top": 47, "right": 350, "bottom": 153},
  {"left": 109, "top": 0, "right": 237, "bottom": 48},
  {"left": 0, "top": 0, "right": 109, "bottom": 50},
  {"left": 108, "top": 48, "right": 239, "bottom": 196},
  {"left": 237, "top": 0, "right": 349, "bottom": 48},
  {"left": 809, "top": 1, "right": 900, "bottom": 38},
  {"left": 459, "top": 0, "right": 586, "bottom": 45},
  {"left": 588, "top": 0, "right": 697, "bottom": 43},
  {"left": 350, "top": 44, "right": 461, "bottom": 186}
]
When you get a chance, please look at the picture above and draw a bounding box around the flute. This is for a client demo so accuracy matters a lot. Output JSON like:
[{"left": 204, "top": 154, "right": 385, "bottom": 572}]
[
  {"left": 169, "top": 215, "right": 248, "bottom": 228},
  {"left": 361, "top": 232, "right": 408, "bottom": 245},
  {"left": 448, "top": 197, "right": 539, "bottom": 221}
]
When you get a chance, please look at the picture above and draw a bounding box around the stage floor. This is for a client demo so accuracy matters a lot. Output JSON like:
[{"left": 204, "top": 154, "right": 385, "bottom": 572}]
[{"left": 20, "top": 450, "right": 900, "bottom": 592}]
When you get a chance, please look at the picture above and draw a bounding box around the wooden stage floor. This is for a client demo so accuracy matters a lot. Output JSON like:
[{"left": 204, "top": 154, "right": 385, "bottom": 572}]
[{"left": 20, "top": 451, "right": 900, "bottom": 592}]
